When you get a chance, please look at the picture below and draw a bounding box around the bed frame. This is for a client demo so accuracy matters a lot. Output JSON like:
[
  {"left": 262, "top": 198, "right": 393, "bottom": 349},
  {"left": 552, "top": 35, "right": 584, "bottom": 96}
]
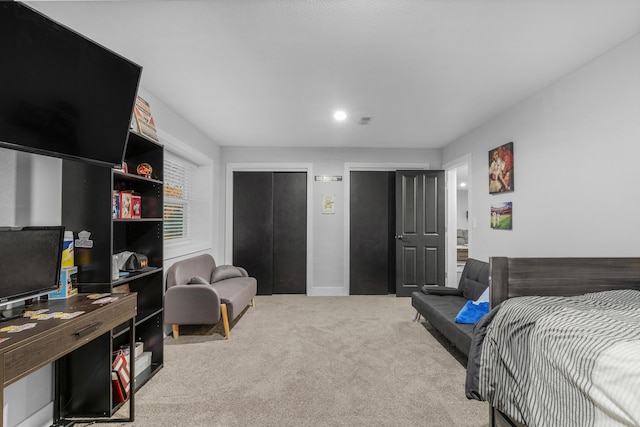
[{"left": 487, "top": 256, "right": 640, "bottom": 427}]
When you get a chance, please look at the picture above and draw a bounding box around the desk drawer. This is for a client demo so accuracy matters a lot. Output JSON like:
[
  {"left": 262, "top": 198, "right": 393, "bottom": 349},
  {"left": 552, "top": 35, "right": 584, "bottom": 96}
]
[{"left": 3, "top": 297, "right": 136, "bottom": 385}]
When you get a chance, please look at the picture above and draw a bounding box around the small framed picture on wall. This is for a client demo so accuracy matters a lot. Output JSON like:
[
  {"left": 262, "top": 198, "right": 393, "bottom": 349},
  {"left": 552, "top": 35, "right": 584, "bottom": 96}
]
[
  {"left": 489, "top": 142, "right": 514, "bottom": 194},
  {"left": 491, "top": 202, "right": 512, "bottom": 230}
]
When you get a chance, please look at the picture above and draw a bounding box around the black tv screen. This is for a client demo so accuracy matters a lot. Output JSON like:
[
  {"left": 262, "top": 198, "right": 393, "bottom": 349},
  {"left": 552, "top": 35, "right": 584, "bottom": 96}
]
[
  {"left": 0, "top": 226, "right": 64, "bottom": 306},
  {"left": 0, "top": 2, "right": 142, "bottom": 167}
]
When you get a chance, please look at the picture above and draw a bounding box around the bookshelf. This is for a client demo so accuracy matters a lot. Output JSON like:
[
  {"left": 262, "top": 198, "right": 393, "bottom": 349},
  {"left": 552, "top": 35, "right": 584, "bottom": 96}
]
[{"left": 60, "top": 130, "right": 164, "bottom": 418}]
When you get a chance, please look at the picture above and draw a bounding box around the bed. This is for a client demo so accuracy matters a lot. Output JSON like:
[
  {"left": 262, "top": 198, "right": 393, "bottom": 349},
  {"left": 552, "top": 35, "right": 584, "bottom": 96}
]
[{"left": 465, "top": 257, "right": 640, "bottom": 427}]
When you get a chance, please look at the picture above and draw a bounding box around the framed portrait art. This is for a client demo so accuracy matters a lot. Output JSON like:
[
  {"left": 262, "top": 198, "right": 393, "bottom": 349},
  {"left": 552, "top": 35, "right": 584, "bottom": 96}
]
[{"left": 489, "top": 142, "right": 514, "bottom": 194}]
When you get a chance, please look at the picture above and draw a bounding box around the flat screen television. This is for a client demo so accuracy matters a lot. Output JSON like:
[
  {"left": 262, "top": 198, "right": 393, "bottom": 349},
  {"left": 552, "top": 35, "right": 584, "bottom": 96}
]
[
  {"left": 0, "top": 226, "right": 64, "bottom": 319},
  {"left": 0, "top": 2, "right": 142, "bottom": 167}
]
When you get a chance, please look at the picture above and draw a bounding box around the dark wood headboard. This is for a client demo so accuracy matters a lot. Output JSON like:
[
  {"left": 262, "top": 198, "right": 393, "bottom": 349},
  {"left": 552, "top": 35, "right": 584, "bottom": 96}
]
[{"left": 489, "top": 257, "right": 640, "bottom": 308}]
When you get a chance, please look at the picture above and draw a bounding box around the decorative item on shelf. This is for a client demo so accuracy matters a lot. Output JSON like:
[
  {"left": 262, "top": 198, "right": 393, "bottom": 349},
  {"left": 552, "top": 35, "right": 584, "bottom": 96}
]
[
  {"left": 112, "top": 255, "right": 119, "bottom": 281},
  {"left": 131, "top": 96, "right": 159, "bottom": 141},
  {"left": 49, "top": 266, "right": 78, "bottom": 300},
  {"left": 136, "top": 162, "right": 153, "bottom": 179},
  {"left": 112, "top": 191, "right": 120, "bottom": 219},
  {"left": 115, "top": 251, "right": 150, "bottom": 272},
  {"left": 120, "top": 191, "right": 132, "bottom": 219},
  {"left": 131, "top": 193, "right": 142, "bottom": 219},
  {"left": 61, "top": 231, "right": 74, "bottom": 268},
  {"left": 113, "top": 161, "right": 128, "bottom": 174}
]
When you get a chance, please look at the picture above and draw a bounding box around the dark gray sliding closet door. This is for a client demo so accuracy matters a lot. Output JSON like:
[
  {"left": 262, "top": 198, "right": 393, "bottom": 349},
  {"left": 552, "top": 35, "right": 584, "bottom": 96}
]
[{"left": 233, "top": 171, "right": 307, "bottom": 295}]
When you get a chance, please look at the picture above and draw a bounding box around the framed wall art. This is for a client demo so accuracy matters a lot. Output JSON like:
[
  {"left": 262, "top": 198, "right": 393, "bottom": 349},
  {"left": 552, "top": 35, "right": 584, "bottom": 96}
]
[
  {"left": 489, "top": 142, "right": 514, "bottom": 194},
  {"left": 322, "top": 194, "right": 335, "bottom": 214},
  {"left": 491, "top": 201, "right": 512, "bottom": 230}
]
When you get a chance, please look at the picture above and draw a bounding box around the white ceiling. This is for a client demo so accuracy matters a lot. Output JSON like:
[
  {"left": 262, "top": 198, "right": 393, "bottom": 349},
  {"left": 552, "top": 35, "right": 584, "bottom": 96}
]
[{"left": 28, "top": 0, "right": 640, "bottom": 149}]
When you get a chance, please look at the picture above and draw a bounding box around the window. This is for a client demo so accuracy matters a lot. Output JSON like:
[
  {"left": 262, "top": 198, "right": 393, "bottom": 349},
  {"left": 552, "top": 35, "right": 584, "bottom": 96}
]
[
  {"left": 163, "top": 151, "right": 196, "bottom": 243},
  {"left": 160, "top": 129, "right": 213, "bottom": 259}
]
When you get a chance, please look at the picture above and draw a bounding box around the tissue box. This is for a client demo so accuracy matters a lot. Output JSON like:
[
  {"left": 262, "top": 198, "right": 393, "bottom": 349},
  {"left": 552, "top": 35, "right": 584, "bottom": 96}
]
[{"left": 49, "top": 266, "right": 78, "bottom": 299}]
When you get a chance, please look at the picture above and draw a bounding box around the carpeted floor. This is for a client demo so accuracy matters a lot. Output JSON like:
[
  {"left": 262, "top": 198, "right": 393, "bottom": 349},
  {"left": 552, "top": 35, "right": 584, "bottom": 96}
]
[{"left": 108, "top": 295, "right": 488, "bottom": 427}]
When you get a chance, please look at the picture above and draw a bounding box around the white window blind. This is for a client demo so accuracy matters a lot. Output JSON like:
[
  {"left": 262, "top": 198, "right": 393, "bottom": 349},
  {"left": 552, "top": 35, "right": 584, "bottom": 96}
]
[{"left": 164, "top": 151, "right": 196, "bottom": 242}]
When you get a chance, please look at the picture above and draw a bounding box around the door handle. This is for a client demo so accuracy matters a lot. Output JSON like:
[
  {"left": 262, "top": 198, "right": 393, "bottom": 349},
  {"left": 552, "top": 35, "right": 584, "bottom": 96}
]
[{"left": 395, "top": 234, "right": 403, "bottom": 240}]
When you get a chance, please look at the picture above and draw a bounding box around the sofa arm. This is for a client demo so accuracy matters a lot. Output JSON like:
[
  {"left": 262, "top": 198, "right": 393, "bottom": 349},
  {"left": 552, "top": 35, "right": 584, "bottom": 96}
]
[{"left": 164, "top": 284, "right": 222, "bottom": 325}]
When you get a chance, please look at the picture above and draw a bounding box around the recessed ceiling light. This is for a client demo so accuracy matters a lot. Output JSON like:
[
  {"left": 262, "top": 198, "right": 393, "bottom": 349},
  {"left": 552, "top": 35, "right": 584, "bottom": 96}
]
[
  {"left": 333, "top": 110, "right": 347, "bottom": 121},
  {"left": 460, "top": 182, "right": 467, "bottom": 188}
]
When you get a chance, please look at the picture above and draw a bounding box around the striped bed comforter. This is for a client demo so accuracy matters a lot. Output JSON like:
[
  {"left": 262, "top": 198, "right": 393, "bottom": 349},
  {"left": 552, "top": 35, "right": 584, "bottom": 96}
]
[{"left": 465, "top": 289, "right": 640, "bottom": 427}]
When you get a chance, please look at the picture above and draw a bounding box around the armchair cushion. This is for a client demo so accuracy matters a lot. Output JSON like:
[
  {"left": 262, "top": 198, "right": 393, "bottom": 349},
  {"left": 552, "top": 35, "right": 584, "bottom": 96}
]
[
  {"left": 211, "top": 265, "right": 245, "bottom": 283},
  {"left": 188, "top": 276, "right": 210, "bottom": 285},
  {"left": 164, "top": 284, "right": 222, "bottom": 325},
  {"left": 213, "top": 277, "right": 257, "bottom": 321}
]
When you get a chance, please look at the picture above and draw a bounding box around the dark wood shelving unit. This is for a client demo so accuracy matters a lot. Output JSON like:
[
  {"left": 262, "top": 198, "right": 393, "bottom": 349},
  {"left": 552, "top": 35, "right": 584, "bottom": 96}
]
[{"left": 60, "top": 130, "right": 164, "bottom": 419}]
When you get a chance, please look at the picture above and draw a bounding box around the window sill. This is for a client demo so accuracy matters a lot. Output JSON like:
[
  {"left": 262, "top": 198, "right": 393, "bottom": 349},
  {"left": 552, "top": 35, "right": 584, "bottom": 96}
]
[{"left": 164, "top": 240, "right": 211, "bottom": 261}]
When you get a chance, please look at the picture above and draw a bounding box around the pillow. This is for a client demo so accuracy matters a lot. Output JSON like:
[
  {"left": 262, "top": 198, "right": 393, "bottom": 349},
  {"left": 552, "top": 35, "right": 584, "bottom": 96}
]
[
  {"left": 211, "top": 265, "right": 244, "bottom": 283},
  {"left": 454, "top": 300, "right": 490, "bottom": 324},
  {"left": 187, "top": 276, "right": 210, "bottom": 285},
  {"left": 421, "top": 285, "right": 463, "bottom": 296}
]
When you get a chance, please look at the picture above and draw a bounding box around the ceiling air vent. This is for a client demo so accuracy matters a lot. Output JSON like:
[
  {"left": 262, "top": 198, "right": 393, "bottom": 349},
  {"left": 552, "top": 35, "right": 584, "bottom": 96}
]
[{"left": 359, "top": 117, "right": 372, "bottom": 125}]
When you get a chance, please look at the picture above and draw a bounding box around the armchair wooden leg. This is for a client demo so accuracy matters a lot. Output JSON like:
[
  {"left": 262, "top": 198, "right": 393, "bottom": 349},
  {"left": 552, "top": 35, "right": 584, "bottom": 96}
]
[
  {"left": 251, "top": 298, "right": 255, "bottom": 307},
  {"left": 172, "top": 324, "right": 179, "bottom": 339},
  {"left": 221, "top": 303, "right": 231, "bottom": 339}
]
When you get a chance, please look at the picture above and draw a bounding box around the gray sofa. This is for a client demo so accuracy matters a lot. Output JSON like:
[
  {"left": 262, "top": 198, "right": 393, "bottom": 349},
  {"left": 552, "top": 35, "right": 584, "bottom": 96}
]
[
  {"left": 164, "top": 254, "right": 257, "bottom": 339},
  {"left": 411, "top": 258, "right": 489, "bottom": 357}
]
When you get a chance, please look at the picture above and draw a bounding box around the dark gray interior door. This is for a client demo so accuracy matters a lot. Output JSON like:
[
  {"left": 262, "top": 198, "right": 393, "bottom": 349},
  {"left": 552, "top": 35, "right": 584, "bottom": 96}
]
[
  {"left": 233, "top": 171, "right": 307, "bottom": 295},
  {"left": 349, "top": 171, "right": 395, "bottom": 295},
  {"left": 395, "top": 170, "right": 445, "bottom": 296}
]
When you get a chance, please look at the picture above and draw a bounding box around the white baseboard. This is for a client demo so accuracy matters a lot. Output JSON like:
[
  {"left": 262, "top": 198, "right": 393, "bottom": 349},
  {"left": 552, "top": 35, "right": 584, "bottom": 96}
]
[{"left": 307, "top": 286, "right": 349, "bottom": 296}]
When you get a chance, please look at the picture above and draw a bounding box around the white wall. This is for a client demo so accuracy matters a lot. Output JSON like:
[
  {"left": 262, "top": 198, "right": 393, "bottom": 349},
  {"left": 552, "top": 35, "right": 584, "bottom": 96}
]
[
  {"left": 0, "top": 149, "right": 17, "bottom": 225},
  {"left": 221, "top": 147, "right": 442, "bottom": 295},
  {"left": 443, "top": 35, "right": 640, "bottom": 261},
  {"left": 457, "top": 190, "right": 469, "bottom": 230},
  {"left": 0, "top": 150, "right": 61, "bottom": 427},
  {"left": 135, "top": 87, "right": 222, "bottom": 266}
]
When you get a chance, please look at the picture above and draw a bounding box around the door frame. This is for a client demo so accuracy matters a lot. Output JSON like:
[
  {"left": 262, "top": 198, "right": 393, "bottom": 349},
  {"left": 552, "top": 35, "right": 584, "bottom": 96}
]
[
  {"left": 226, "top": 163, "right": 314, "bottom": 293},
  {"left": 343, "top": 162, "right": 429, "bottom": 296},
  {"left": 443, "top": 154, "right": 472, "bottom": 288}
]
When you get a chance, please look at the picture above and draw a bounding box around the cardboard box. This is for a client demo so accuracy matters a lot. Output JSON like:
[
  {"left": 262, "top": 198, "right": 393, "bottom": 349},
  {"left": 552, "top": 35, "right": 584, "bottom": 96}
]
[
  {"left": 112, "top": 191, "right": 120, "bottom": 219},
  {"left": 134, "top": 341, "right": 144, "bottom": 357},
  {"left": 49, "top": 266, "right": 78, "bottom": 299},
  {"left": 131, "top": 194, "right": 141, "bottom": 219},
  {"left": 120, "top": 191, "right": 132, "bottom": 219}
]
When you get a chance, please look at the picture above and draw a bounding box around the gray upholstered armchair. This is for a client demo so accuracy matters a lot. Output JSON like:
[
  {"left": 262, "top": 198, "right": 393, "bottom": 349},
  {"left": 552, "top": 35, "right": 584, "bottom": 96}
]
[{"left": 164, "top": 254, "right": 257, "bottom": 339}]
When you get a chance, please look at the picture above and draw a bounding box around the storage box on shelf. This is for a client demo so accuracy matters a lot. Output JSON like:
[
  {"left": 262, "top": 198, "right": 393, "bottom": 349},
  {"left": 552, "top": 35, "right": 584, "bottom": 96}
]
[{"left": 61, "top": 130, "right": 164, "bottom": 418}]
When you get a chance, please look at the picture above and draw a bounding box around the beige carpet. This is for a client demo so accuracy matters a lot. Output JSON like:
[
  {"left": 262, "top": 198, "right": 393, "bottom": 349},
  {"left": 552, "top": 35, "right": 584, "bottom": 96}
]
[{"left": 111, "top": 295, "right": 488, "bottom": 427}]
